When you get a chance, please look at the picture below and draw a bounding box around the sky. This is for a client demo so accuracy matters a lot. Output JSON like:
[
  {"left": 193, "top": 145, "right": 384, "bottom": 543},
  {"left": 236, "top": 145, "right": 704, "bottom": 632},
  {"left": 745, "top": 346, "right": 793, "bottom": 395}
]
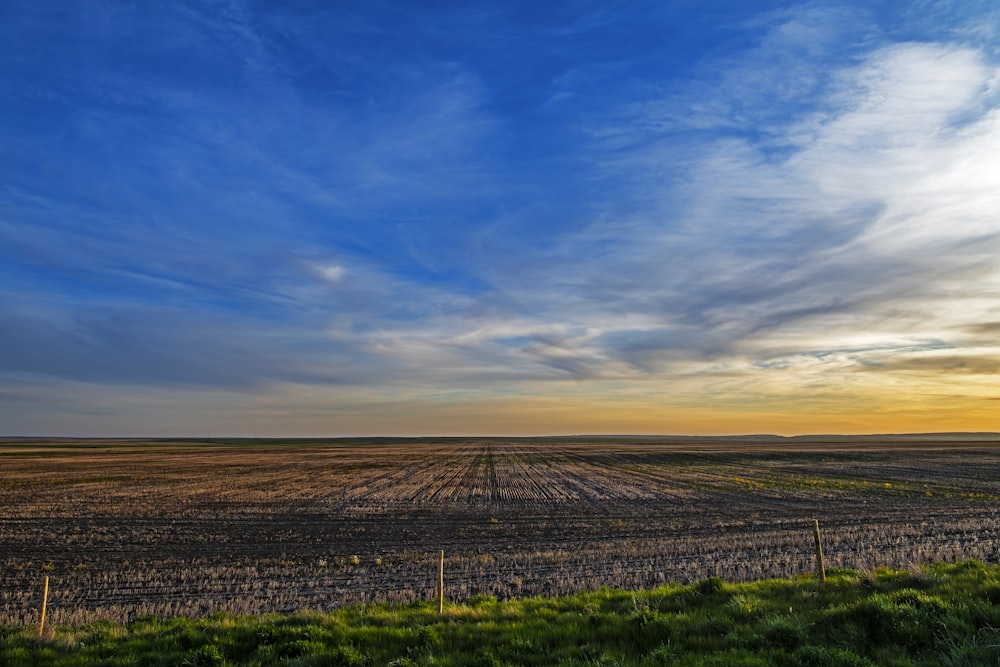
[{"left": 2, "top": 1, "right": 999, "bottom": 437}]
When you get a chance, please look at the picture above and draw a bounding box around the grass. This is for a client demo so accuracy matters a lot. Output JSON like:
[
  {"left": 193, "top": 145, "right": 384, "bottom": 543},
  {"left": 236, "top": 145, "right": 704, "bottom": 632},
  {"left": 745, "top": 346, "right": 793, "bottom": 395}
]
[{"left": 4, "top": 560, "right": 1000, "bottom": 666}]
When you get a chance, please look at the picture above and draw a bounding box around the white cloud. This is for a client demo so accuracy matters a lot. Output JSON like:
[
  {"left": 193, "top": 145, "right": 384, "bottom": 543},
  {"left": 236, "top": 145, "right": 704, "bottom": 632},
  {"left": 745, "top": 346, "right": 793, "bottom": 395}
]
[
  {"left": 313, "top": 263, "right": 345, "bottom": 283},
  {"left": 464, "top": 39, "right": 1000, "bottom": 395},
  {"left": 794, "top": 44, "right": 1000, "bottom": 271},
  {"left": 688, "top": 44, "right": 999, "bottom": 363}
]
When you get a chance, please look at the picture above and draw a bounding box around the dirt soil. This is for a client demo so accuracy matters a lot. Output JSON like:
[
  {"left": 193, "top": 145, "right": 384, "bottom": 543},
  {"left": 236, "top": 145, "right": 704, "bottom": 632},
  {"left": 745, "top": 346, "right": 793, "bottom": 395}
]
[{"left": 2, "top": 436, "right": 999, "bottom": 624}]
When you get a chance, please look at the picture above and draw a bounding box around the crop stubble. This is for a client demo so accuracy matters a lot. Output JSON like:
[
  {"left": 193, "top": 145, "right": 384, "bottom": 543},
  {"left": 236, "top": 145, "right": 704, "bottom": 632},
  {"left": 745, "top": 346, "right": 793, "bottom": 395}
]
[{"left": 1, "top": 437, "right": 999, "bottom": 624}]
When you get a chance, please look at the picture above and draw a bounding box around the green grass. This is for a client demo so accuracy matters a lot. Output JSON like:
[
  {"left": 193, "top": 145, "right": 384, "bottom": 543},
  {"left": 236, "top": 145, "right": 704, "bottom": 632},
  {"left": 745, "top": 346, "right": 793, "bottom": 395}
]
[{"left": 4, "top": 561, "right": 1000, "bottom": 666}]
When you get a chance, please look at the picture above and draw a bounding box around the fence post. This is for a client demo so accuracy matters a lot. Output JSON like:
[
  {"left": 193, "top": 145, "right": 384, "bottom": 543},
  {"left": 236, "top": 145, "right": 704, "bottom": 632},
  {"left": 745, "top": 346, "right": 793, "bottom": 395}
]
[
  {"left": 812, "top": 519, "right": 826, "bottom": 584},
  {"left": 437, "top": 550, "right": 445, "bottom": 614},
  {"left": 37, "top": 576, "right": 50, "bottom": 640}
]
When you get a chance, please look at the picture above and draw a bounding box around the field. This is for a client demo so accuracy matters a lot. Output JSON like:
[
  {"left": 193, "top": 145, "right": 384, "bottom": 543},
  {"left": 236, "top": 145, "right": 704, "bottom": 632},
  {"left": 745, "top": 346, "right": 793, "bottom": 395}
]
[{"left": 2, "top": 436, "right": 1000, "bottom": 626}]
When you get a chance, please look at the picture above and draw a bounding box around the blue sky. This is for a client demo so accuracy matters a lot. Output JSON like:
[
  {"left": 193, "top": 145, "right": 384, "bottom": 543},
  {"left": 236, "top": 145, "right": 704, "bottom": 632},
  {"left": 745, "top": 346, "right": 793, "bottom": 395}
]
[{"left": 2, "top": 1, "right": 999, "bottom": 436}]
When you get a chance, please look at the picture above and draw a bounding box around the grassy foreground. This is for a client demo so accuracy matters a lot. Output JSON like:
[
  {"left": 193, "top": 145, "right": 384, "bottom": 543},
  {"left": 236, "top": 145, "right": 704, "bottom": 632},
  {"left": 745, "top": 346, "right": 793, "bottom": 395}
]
[{"left": 4, "top": 561, "right": 1000, "bottom": 666}]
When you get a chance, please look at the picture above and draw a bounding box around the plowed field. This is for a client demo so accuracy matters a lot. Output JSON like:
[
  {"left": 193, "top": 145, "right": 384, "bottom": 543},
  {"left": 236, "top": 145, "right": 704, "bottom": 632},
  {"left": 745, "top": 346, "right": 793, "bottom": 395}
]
[{"left": 2, "top": 437, "right": 999, "bottom": 624}]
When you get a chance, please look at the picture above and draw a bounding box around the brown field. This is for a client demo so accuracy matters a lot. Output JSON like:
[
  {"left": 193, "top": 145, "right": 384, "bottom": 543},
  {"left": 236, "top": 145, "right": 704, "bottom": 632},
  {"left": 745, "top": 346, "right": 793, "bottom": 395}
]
[{"left": 2, "top": 435, "right": 1000, "bottom": 625}]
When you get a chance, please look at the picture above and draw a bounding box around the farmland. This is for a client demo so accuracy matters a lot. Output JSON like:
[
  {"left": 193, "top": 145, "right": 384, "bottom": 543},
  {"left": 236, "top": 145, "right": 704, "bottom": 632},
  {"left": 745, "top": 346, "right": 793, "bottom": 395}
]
[{"left": 2, "top": 436, "right": 1000, "bottom": 625}]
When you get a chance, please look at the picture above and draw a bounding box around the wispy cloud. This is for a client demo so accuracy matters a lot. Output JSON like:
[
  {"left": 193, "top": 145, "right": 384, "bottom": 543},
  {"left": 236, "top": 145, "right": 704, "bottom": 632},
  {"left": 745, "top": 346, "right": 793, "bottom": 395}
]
[
  {"left": 345, "top": 35, "right": 1000, "bottom": 426},
  {"left": 530, "top": 39, "right": 1000, "bottom": 384}
]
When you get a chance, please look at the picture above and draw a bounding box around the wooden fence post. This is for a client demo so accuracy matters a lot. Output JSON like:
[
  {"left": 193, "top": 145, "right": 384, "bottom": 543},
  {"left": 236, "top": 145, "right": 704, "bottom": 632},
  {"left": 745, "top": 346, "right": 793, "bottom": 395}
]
[
  {"left": 36, "top": 576, "right": 49, "bottom": 640},
  {"left": 437, "top": 550, "right": 445, "bottom": 614},
  {"left": 812, "top": 519, "right": 826, "bottom": 584}
]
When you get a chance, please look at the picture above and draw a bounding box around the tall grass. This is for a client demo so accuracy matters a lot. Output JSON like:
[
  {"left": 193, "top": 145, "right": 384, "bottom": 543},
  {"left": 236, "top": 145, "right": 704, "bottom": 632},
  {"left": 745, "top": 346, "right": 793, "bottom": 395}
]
[{"left": 3, "top": 560, "right": 999, "bottom": 666}]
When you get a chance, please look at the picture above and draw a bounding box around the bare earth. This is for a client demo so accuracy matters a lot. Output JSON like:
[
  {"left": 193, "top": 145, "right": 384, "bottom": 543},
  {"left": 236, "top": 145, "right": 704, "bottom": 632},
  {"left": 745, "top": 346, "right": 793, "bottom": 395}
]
[{"left": 2, "top": 436, "right": 999, "bottom": 625}]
